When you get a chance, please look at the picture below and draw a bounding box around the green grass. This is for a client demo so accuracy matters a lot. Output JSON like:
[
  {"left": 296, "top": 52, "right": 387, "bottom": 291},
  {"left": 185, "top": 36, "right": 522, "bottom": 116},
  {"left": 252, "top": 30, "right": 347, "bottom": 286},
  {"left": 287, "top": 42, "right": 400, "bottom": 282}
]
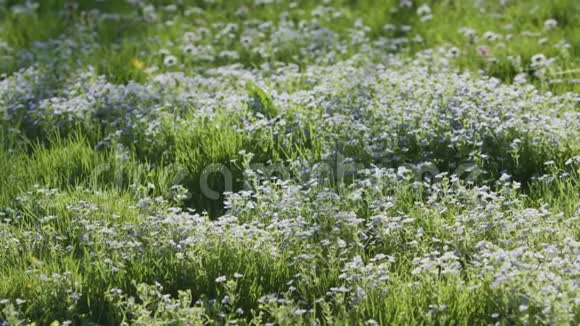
[{"left": 1, "top": 0, "right": 579, "bottom": 89}]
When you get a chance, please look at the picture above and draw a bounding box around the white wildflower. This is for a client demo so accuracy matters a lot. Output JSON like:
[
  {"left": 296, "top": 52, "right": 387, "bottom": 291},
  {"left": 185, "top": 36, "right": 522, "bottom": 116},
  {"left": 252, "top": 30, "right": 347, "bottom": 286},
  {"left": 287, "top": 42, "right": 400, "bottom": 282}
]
[
  {"left": 544, "top": 19, "right": 558, "bottom": 31},
  {"left": 417, "top": 4, "right": 431, "bottom": 16},
  {"left": 164, "top": 55, "right": 178, "bottom": 67}
]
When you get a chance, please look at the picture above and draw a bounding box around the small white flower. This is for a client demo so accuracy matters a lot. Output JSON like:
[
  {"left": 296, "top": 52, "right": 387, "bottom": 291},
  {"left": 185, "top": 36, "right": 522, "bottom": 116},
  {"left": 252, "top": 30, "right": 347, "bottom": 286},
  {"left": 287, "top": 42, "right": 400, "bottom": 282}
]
[
  {"left": 417, "top": 4, "right": 431, "bottom": 16},
  {"left": 293, "top": 308, "right": 307, "bottom": 316},
  {"left": 544, "top": 19, "right": 558, "bottom": 31},
  {"left": 240, "top": 36, "right": 252, "bottom": 47},
  {"left": 354, "top": 287, "right": 367, "bottom": 302},
  {"left": 215, "top": 275, "right": 227, "bottom": 283},
  {"left": 164, "top": 55, "right": 178, "bottom": 67},
  {"left": 448, "top": 47, "right": 460, "bottom": 58},
  {"left": 531, "top": 54, "right": 546, "bottom": 67},
  {"left": 400, "top": 0, "right": 413, "bottom": 9},
  {"left": 499, "top": 173, "right": 511, "bottom": 182},
  {"left": 183, "top": 44, "right": 195, "bottom": 55},
  {"left": 544, "top": 160, "right": 555, "bottom": 166},
  {"left": 460, "top": 27, "right": 476, "bottom": 37},
  {"left": 483, "top": 31, "right": 498, "bottom": 42},
  {"left": 514, "top": 73, "right": 528, "bottom": 84}
]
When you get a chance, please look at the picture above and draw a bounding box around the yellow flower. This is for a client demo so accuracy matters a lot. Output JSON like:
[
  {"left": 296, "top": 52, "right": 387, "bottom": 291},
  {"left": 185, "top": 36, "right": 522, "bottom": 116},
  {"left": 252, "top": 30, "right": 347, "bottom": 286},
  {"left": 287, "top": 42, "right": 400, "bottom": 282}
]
[{"left": 131, "top": 58, "right": 145, "bottom": 70}]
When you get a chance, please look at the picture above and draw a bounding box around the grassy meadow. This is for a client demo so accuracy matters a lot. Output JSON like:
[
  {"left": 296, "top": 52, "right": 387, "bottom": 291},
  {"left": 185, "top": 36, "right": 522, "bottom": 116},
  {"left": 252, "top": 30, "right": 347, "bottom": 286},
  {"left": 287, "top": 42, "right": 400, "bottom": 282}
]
[{"left": 0, "top": 0, "right": 579, "bottom": 325}]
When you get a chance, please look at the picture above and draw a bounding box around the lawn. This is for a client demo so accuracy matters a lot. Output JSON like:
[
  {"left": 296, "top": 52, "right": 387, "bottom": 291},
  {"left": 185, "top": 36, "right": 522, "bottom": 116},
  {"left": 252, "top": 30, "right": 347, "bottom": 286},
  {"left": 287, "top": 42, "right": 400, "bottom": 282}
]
[{"left": 0, "top": 0, "right": 579, "bottom": 325}]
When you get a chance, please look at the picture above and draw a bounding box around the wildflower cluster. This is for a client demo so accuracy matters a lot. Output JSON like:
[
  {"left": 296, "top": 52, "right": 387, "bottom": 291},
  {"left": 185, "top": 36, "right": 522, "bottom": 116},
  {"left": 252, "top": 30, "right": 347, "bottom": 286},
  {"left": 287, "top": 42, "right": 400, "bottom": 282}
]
[{"left": 0, "top": 0, "right": 579, "bottom": 325}]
